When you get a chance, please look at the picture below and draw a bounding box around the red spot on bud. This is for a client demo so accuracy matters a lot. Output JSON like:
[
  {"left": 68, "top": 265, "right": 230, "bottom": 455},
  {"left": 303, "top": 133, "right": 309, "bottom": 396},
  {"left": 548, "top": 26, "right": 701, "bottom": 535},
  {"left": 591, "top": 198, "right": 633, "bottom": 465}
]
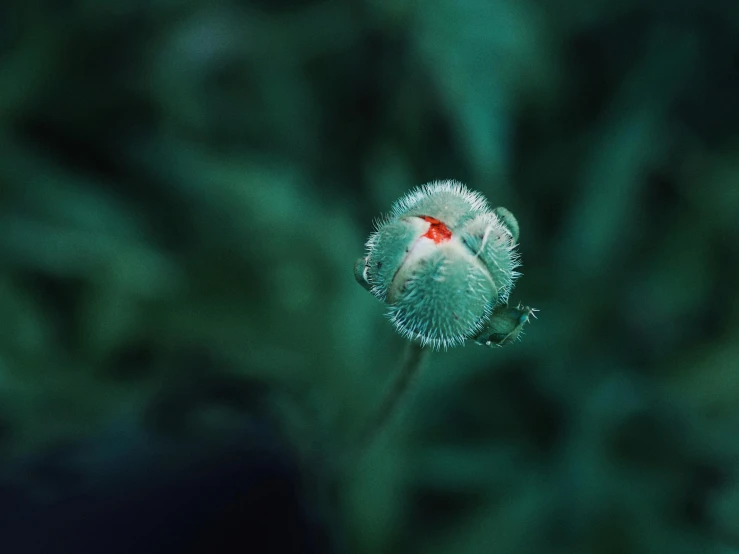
[{"left": 421, "top": 216, "right": 452, "bottom": 243}]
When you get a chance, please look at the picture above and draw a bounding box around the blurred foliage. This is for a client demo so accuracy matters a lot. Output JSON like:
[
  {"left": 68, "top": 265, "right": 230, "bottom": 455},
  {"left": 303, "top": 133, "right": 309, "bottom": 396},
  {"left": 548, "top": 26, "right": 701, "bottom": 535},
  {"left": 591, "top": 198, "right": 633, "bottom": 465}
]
[{"left": 1, "top": 0, "right": 739, "bottom": 552}]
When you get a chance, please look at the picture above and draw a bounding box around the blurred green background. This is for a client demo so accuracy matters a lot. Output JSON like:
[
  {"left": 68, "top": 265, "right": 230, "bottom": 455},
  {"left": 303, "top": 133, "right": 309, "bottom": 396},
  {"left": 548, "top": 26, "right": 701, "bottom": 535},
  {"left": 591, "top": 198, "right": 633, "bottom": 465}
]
[{"left": 1, "top": 0, "right": 739, "bottom": 552}]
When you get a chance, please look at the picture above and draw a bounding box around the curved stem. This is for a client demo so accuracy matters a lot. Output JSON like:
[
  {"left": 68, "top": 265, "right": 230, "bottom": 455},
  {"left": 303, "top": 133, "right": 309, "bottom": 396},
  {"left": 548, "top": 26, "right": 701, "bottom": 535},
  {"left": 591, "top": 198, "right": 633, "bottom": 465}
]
[{"left": 359, "top": 340, "right": 428, "bottom": 452}]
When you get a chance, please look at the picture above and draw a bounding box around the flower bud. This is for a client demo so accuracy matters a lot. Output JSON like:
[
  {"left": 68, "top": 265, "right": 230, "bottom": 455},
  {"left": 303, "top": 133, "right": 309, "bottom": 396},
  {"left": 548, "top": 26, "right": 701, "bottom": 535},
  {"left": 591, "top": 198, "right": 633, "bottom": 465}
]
[{"left": 355, "top": 180, "right": 522, "bottom": 349}]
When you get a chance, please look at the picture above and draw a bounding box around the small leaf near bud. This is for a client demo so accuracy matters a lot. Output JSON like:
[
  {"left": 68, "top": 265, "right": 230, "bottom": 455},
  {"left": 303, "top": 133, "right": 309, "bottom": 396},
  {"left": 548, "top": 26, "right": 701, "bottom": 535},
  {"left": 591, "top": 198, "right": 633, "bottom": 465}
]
[{"left": 473, "top": 302, "right": 538, "bottom": 347}]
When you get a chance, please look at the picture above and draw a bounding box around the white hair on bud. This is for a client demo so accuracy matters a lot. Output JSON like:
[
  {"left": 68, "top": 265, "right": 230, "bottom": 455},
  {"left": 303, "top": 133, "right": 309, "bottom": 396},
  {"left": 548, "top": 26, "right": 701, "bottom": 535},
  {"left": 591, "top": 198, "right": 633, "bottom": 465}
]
[
  {"left": 389, "top": 179, "right": 490, "bottom": 220},
  {"left": 360, "top": 179, "right": 523, "bottom": 350}
]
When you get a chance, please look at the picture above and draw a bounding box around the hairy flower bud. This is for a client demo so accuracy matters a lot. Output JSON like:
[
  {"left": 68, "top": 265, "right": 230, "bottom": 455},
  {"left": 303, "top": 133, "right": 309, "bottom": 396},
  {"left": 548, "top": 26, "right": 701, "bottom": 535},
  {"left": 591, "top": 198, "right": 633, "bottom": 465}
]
[{"left": 354, "top": 180, "right": 526, "bottom": 350}]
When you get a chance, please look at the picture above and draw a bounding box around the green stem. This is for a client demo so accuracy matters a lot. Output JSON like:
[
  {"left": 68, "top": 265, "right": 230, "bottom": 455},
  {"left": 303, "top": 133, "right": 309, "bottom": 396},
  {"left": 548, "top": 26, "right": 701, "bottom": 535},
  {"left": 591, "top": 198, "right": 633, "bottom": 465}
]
[{"left": 359, "top": 340, "right": 428, "bottom": 452}]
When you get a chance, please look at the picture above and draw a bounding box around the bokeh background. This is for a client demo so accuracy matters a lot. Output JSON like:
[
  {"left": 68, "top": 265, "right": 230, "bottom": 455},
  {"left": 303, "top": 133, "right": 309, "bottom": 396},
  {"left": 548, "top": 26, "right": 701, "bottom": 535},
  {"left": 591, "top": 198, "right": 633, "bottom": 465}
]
[{"left": 1, "top": 0, "right": 739, "bottom": 552}]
